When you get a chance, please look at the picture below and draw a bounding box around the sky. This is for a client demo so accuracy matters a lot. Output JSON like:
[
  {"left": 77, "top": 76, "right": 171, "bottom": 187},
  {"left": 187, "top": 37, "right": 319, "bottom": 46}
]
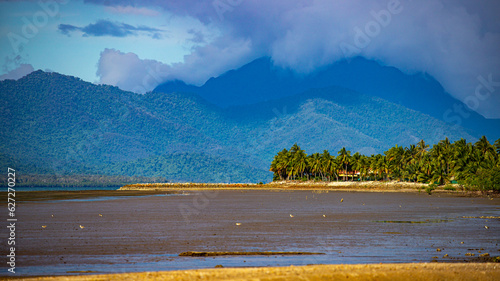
[{"left": 1, "top": 0, "right": 500, "bottom": 118}]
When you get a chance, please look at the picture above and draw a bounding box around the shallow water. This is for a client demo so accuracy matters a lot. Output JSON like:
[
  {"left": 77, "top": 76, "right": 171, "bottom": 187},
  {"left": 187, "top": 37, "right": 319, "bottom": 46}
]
[
  {"left": 3, "top": 190, "right": 499, "bottom": 276},
  {"left": 14, "top": 186, "right": 120, "bottom": 191}
]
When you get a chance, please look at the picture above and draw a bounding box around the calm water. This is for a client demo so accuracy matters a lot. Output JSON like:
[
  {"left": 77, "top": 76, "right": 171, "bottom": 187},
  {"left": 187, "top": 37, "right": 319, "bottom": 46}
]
[{"left": 3, "top": 190, "right": 499, "bottom": 277}]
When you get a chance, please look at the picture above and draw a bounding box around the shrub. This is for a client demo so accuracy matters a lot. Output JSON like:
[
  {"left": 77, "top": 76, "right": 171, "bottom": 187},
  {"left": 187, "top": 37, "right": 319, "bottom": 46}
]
[{"left": 426, "top": 184, "right": 437, "bottom": 195}]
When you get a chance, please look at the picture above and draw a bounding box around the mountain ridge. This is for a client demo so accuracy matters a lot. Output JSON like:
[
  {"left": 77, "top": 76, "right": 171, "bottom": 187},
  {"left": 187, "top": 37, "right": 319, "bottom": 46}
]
[{"left": 155, "top": 57, "right": 500, "bottom": 140}]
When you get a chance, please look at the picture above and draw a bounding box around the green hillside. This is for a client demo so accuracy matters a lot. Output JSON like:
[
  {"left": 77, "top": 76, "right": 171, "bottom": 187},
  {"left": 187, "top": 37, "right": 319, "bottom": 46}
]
[
  {"left": 107, "top": 153, "right": 270, "bottom": 183},
  {"left": 224, "top": 87, "right": 477, "bottom": 169},
  {"left": 0, "top": 71, "right": 478, "bottom": 184}
]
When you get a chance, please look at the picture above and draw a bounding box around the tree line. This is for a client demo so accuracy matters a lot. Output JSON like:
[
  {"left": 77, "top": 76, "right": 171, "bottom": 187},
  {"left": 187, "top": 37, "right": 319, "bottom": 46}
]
[{"left": 270, "top": 136, "right": 500, "bottom": 191}]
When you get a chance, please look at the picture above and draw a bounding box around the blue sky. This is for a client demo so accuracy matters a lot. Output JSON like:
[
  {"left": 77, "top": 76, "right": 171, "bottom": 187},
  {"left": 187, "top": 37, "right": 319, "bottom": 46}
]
[
  {"left": 1, "top": 0, "right": 499, "bottom": 118},
  {"left": 0, "top": 0, "right": 214, "bottom": 82}
]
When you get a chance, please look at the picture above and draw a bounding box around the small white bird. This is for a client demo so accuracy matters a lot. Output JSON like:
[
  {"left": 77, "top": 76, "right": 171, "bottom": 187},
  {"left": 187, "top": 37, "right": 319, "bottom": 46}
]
[
  {"left": 485, "top": 226, "right": 489, "bottom": 229},
  {"left": 98, "top": 214, "right": 103, "bottom": 217},
  {"left": 79, "top": 225, "right": 85, "bottom": 229},
  {"left": 290, "top": 214, "right": 294, "bottom": 218},
  {"left": 235, "top": 223, "right": 241, "bottom": 226},
  {"left": 322, "top": 215, "right": 326, "bottom": 218},
  {"left": 340, "top": 198, "right": 344, "bottom": 203},
  {"left": 42, "top": 225, "right": 47, "bottom": 228}
]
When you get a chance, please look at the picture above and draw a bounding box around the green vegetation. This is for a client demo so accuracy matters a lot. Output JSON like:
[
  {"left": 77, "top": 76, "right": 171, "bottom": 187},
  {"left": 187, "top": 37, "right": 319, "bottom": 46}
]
[
  {"left": 0, "top": 70, "right": 487, "bottom": 185},
  {"left": 270, "top": 136, "right": 500, "bottom": 192},
  {"left": 426, "top": 184, "right": 437, "bottom": 195},
  {"left": 107, "top": 153, "right": 270, "bottom": 183}
]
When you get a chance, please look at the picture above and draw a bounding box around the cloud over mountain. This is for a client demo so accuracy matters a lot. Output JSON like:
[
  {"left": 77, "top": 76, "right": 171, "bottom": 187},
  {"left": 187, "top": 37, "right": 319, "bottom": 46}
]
[
  {"left": 0, "top": 64, "right": 34, "bottom": 81},
  {"left": 92, "top": 0, "right": 500, "bottom": 118}
]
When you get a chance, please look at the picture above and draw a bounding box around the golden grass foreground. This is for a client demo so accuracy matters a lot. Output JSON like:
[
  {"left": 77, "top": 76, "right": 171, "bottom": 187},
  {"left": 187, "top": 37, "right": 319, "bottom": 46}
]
[{"left": 10, "top": 263, "right": 500, "bottom": 281}]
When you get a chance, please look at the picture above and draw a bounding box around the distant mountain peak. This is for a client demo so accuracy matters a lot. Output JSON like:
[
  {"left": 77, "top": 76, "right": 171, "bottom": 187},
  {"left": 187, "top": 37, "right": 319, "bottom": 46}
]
[{"left": 154, "top": 56, "right": 500, "bottom": 139}]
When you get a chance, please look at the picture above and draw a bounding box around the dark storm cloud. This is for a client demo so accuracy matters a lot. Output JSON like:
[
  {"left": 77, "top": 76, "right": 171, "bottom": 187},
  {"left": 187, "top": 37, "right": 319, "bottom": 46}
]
[{"left": 58, "top": 19, "right": 163, "bottom": 38}]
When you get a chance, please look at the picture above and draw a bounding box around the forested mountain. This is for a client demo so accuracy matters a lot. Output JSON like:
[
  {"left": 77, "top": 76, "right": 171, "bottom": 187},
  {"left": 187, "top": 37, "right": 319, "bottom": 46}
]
[
  {"left": 155, "top": 57, "right": 500, "bottom": 140},
  {"left": 0, "top": 70, "right": 480, "bottom": 183},
  {"left": 0, "top": 71, "right": 244, "bottom": 181}
]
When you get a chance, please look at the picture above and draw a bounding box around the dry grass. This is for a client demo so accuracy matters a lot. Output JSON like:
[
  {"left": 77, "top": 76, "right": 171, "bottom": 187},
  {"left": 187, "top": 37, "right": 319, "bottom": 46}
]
[{"left": 14, "top": 263, "right": 500, "bottom": 281}]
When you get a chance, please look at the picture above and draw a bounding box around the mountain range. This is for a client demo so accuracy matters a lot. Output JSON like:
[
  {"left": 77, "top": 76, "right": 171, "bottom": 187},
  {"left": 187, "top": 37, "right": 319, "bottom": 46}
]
[
  {"left": 1, "top": 57, "right": 498, "bottom": 183},
  {"left": 156, "top": 57, "right": 500, "bottom": 140}
]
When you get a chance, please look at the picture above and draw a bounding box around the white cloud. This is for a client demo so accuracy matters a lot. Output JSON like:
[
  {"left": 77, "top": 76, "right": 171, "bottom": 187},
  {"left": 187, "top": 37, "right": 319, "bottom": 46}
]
[
  {"left": 96, "top": 48, "right": 170, "bottom": 94},
  {"left": 0, "top": 64, "right": 34, "bottom": 81}
]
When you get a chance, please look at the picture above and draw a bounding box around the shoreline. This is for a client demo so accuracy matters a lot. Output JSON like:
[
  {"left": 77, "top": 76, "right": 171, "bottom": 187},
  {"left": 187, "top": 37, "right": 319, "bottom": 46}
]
[
  {"left": 119, "top": 180, "right": 498, "bottom": 197},
  {"left": 15, "top": 263, "right": 500, "bottom": 281}
]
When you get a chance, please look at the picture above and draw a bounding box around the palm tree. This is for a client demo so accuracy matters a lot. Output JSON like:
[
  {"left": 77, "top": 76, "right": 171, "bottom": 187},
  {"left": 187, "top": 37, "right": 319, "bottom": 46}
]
[
  {"left": 270, "top": 148, "right": 291, "bottom": 180},
  {"left": 291, "top": 145, "right": 308, "bottom": 180},
  {"left": 385, "top": 145, "right": 404, "bottom": 181},
  {"left": 328, "top": 156, "right": 340, "bottom": 181},
  {"left": 308, "top": 153, "right": 323, "bottom": 180},
  {"left": 351, "top": 152, "right": 362, "bottom": 181},
  {"left": 370, "top": 154, "right": 382, "bottom": 181},
  {"left": 320, "top": 150, "right": 333, "bottom": 181},
  {"left": 475, "top": 136, "right": 497, "bottom": 163},
  {"left": 494, "top": 138, "right": 500, "bottom": 155},
  {"left": 357, "top": 155, "right": 370, "bottom": 181},
  {"left": 416, "top": 139, "right": 429, "bottom": 161},
  {"left": 451, "top": 139, "right": 470, "bottom": 181},
  {"left": 338, "top": 147, "right": 351, "bottom": 181}
]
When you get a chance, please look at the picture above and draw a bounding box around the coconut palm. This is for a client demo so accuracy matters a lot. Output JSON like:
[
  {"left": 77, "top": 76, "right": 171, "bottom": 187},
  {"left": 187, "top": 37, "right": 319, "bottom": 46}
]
[
  {"left": 416, "top": 139, "right": 429, "bottom": 162},
  {"left": 338, "top": 147, "right": 351, "bottom": 181},
  {"left": 308, "top": 153, "right": 324, "bottom": 180},
  {"left": 495, "top": 138, "right": 500, "bottom": 155},
  {"left": 475, "top": 136, "right": 496, "bottom": 162},
  {"left": 320, "top": 150, "right": 333, "bottom": 181},
  {"left": 269, "top": 136, "right": 499, "bottom": 191}
]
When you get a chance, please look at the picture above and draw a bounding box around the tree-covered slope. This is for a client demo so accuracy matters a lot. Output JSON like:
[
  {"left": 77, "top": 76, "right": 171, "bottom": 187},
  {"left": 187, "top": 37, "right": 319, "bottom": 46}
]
[
  {"left": 0, "top": 71, "right": 478, "bottom": 183},
  {"left": 0, "top": 71, "right": 255, "bottom": 181},
  {"left": 226, "top": 86, "right": 477, "bottom": 169},
  {"left": 107, "top": 153, "right": 270, "bottom": 183}
]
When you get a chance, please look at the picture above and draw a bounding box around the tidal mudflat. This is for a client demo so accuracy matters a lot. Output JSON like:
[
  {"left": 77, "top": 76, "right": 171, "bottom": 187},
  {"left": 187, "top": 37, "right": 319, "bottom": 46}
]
[{"left": 2, "top": 190, "right": 499, "bottom": 277}]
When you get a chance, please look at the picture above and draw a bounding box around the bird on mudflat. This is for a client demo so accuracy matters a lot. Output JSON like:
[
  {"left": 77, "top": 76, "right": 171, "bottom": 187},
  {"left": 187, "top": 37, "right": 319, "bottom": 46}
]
[
  {"left": 79, "top": 225, "right": 85, "bottom": 229},
  {"left": 290, "top": 214, "right": 294, "bottom": 218}
]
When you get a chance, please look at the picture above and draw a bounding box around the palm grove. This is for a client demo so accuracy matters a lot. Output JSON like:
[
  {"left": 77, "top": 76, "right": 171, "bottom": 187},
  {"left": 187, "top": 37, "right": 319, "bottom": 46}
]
[{"left": 270, "top": 136, "right": 500, "bottom": 192}]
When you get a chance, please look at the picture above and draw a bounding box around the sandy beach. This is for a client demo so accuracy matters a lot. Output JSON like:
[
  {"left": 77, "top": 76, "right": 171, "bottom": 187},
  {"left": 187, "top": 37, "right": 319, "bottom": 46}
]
[
  {"left": 12, "top": 263, "right": 500, "bottom": 281},
  {"left": 119, "top": 180, "right": 499, "bottom": 197}
]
